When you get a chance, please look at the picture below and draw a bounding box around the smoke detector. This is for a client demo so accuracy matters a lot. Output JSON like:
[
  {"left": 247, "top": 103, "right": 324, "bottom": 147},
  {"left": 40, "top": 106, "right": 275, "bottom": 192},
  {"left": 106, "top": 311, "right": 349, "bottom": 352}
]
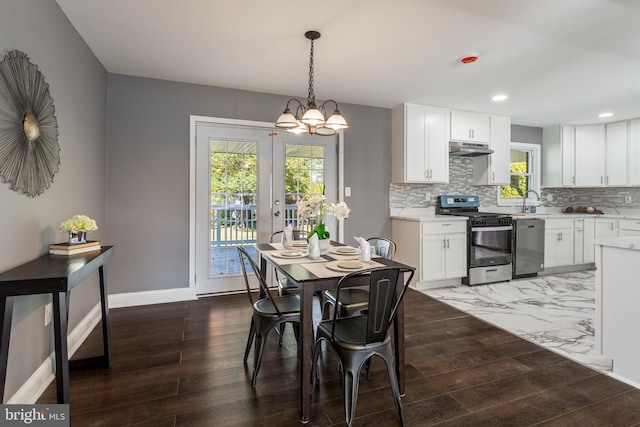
[{"left": 460, "top": 53, "right": 479, "bottom": 64}]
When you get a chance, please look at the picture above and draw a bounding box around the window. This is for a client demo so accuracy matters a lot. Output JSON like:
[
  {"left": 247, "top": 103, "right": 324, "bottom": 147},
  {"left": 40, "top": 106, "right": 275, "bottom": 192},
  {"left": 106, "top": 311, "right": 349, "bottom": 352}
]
[{"left": 498, "top": 142, "right": 540, "bottom": 205}]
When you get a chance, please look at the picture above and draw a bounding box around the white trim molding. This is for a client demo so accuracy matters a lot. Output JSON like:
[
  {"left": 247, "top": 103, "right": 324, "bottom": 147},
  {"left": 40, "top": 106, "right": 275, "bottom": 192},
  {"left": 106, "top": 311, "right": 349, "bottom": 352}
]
[{"left": 108, "top": 287, "right": 197, "bottom": 309}]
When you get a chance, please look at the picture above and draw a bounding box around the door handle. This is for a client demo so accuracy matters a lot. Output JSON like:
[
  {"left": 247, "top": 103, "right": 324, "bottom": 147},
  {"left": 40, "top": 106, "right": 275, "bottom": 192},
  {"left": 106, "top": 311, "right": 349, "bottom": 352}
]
[{"left": 274, "top": 210, "right": 281, "bottom": 217}]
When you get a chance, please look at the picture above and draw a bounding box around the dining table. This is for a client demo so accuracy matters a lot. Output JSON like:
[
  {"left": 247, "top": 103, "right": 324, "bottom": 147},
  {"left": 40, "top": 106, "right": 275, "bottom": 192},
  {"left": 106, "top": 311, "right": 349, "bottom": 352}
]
[{"left": 255, "top": 241, "right": 413, "bottom": 424}]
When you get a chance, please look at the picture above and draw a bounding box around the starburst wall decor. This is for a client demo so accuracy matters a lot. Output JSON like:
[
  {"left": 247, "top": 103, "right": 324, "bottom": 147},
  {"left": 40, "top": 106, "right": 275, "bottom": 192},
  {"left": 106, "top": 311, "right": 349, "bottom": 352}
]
[{"left": 0, "top": 50, "right": 59, "bottom": 197}]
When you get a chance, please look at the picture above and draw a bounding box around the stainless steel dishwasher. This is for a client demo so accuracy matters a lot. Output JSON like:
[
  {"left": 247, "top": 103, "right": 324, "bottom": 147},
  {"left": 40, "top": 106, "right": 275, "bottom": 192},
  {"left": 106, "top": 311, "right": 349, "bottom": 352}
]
[{"left": 513, "top": 218, "right": 545, "bottom": 279}]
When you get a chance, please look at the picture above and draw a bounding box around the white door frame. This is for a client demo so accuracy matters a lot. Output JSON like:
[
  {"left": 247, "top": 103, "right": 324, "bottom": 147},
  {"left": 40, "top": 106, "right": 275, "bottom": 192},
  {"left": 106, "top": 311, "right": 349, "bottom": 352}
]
[{"left": 188, "top": 115, "right": 345, "bottom": 289}]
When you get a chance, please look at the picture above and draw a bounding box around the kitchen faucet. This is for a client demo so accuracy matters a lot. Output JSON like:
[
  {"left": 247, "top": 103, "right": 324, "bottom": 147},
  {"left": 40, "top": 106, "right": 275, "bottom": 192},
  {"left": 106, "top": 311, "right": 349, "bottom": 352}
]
[{"left": 522, "top": 190, "right": 541, "bottom": 213}]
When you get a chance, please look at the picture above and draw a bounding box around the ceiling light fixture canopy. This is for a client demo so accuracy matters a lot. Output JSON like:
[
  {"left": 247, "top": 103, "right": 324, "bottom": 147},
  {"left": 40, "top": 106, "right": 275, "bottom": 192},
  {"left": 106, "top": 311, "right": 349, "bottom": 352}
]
[{"left": 275, "top": 31, "right": 348, "bottom": 136}]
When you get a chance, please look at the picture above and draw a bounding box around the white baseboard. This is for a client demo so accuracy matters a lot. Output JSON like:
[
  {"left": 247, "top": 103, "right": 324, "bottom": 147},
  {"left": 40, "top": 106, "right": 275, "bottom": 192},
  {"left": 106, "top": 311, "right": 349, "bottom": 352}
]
[
  {"left": 108, "top": 287, "right": 197, "bottom": 308},
  {"left": 7, "top": 303, "right": 102, "bottom": 404}
]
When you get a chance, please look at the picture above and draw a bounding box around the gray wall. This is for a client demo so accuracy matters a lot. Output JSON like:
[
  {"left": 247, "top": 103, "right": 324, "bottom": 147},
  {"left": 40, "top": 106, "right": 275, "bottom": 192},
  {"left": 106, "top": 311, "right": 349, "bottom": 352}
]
[
  {"left": 0, "top": 0, "right": 107, "bottom": 400},
  {"left": 106, "top": 74, "right": 392, "bottom": 294}
]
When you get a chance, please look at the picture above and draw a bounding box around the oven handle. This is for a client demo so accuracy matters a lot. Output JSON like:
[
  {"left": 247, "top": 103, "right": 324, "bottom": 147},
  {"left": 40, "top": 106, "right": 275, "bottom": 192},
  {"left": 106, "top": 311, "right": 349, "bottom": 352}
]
[{"left": 471, "top": 225, "right": 513, "bottom": 232}]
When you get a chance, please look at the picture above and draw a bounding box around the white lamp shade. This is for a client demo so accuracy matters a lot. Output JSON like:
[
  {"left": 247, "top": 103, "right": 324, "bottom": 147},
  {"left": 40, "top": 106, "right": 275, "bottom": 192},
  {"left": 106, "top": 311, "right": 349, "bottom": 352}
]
[
  {"left": 325, "top": 112, "right": 348, "bottom": 130},
  {"left": 286, "top": 120, "right": 308, "bottom": 134},
  {"left": 301, "top": 108, "right": 325, "bottom": 126},
  {"left": 314, "top": 126, "right": 336, "bottom": 136},
  {"left": 275, "top": 111, "right": 299, "bottom": 128}
]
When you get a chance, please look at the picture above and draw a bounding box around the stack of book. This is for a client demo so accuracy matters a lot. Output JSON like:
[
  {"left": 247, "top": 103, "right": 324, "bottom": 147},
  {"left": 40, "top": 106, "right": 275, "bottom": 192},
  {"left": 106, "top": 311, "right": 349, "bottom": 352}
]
[{"left": 49, "top": 240, "right": 101, "bottom": 255}]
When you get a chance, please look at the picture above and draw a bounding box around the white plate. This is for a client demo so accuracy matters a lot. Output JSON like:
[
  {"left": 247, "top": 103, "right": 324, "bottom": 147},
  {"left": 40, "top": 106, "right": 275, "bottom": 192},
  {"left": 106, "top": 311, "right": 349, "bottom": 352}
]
[
  {"left": 329, "top": 246, "right": 359, "bottom": 255},
  {"left": 292, "top": 241, "right": 309, "bottom": 248},
  {"left": 325, "top": 260, "right": 366, "bottom": 272},
  {"left": 272, "top": 250, "right": 306, "bottom": 259}
]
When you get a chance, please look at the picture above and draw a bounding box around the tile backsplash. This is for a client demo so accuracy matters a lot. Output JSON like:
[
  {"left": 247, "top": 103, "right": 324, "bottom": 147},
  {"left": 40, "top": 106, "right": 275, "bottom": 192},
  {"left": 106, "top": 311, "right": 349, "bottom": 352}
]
[{"left": 390, "top": 157, "right": 640, "bottom": 209}]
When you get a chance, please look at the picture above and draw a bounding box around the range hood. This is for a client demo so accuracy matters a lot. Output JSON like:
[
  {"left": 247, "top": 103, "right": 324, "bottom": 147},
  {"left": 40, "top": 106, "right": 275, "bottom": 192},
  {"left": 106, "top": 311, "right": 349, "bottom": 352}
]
[{"left": 449, "top": 141, "right": 494, "bottom": 157}]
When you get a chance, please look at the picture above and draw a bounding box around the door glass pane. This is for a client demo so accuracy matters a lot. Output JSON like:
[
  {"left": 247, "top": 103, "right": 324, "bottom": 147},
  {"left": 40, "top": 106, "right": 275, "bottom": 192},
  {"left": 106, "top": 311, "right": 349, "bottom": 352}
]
[
  {"left": 210, "top": 138, "right": 258, "bottom": 276},
  {"left": 284, "top": 143, "right": 325, "bottom": 233}
]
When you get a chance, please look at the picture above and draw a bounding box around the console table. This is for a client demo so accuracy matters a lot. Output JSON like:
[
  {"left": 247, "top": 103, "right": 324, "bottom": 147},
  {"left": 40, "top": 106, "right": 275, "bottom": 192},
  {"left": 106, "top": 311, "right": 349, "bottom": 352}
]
[{"left": 0, "top": 246, "right": 114, "bottom": 403}]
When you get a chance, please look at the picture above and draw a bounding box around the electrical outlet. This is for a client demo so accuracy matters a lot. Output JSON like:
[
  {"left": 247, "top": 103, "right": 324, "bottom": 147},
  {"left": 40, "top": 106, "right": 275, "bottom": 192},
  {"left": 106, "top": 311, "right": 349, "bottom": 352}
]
[
  {"left": 625, "top": 195, "right": 633, "bottom": 204},
  {"left": 547, "top": 194, "right": 554, "bottom": 202},
  {"left": 44, "top": 303, "right": 52, "bottom": 326},
  {"left": 344, "top": 187, "right": 351, "bottom": 197},
  {"left": 425, "top": 192, "right": 432, "bottom": 202}
]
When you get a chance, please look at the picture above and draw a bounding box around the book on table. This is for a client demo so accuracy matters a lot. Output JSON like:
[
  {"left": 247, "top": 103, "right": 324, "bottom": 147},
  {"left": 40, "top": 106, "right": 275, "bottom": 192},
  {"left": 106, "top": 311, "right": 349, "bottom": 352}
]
[{"left": 49, "top": 240, "right": 101, "bottom": 255}]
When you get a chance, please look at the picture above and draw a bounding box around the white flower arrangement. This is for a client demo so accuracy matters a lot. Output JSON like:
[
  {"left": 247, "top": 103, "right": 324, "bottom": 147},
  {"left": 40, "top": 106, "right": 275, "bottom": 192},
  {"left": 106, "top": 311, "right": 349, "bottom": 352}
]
[
  {"left": 60, "top": 215, "right": 98, "bottom": 234},
  {"left": 296, "top": 195, "right": 350, "bottom": 239}
]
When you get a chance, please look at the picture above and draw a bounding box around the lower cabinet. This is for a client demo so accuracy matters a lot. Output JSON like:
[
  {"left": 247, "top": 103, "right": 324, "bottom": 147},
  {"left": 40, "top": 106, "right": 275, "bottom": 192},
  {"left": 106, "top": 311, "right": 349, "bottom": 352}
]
[
  {"left": 392, "top": 218, "right": 467, "bottom": 287},
  {"left": 574, "top": 217, "right": 595, "bottom": 264},
  {"left": 618, "top": 218, "right": 640, "bottom": 237},
  {"left": 420, "top": 230, "right": 467, "bottom": 282},
  {"left": 544, "top": 218, "right": 574, "bottom": 268}
]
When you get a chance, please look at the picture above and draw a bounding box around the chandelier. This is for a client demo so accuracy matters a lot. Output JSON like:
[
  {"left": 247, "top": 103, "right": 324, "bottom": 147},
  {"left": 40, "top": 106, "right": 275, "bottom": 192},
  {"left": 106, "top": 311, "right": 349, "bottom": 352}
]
[{"left": 275, "top": 31, "right": 348, "bottom": 136}]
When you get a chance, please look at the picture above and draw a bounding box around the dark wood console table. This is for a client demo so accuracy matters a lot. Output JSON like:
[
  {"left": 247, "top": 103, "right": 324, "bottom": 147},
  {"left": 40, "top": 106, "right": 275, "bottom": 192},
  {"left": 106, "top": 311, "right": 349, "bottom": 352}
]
[{"left": 0, "top": 246, "right": 114, "bottom": 403}]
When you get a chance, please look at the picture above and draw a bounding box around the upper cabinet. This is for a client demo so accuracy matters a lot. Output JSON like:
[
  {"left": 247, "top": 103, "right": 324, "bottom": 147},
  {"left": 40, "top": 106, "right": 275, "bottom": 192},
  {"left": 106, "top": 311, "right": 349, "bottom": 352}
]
[
  {"left": 543, "top": 121, "right": 634, "bottom": 188},
  {"left": 392, "top": 103, "right": 450, "bottom": 184},
  {"left": 628, "top": 119, "right": 640, "bottom": 186},
  {"left": 605, "top": 121, "right": 628, "bottom": 186},
  {"left": 473, "top": 115, "right": 511, "bottom": 185},
  {"left": 574, "top": 124, "right": 605, "bottom": 187},
  {"left": 450, "top": 110, "right": 490, "bottom": 143}
]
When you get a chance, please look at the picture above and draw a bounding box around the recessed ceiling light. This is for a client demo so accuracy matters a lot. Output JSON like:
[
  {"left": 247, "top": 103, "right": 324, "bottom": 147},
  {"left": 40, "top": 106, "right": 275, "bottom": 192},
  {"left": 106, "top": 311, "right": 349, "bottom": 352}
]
[
  {"left": 599, "top": 112, "right": 613, "bottom": 118},
  {"left": 492, "top": 94, "right": 508, "bottom": 102}
]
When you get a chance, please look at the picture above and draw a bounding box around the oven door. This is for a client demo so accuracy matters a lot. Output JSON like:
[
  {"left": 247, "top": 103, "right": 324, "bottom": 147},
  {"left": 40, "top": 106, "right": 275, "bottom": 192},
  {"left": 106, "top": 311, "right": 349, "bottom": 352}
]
[{"left": 469, "top": 225, "right": 513, "bottom": 267}]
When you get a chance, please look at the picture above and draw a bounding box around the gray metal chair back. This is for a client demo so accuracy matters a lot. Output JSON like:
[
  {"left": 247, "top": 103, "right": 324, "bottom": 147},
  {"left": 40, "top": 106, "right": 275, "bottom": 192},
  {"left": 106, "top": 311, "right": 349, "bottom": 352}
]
[{"left": 367, "top": 237, "right": 397, "bottom": 260}]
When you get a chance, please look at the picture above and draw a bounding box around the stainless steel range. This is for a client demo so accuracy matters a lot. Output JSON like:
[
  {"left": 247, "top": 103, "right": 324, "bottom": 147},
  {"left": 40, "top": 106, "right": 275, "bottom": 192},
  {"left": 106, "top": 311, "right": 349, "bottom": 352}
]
[{"left": 437, "top": 195, "right": 513, "bottom": 285}]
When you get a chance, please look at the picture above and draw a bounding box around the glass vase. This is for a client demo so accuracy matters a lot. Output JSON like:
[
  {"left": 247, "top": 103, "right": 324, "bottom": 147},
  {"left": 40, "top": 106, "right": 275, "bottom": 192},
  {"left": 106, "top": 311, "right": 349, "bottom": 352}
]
[{"left": 69, "top": 231, "right": 87, "bottom": 245}]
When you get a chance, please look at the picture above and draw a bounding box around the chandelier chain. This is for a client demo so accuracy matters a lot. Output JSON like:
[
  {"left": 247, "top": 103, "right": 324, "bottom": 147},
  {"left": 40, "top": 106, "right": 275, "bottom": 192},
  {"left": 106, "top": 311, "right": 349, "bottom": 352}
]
[{"left": 307, "top": 39, "right": 315, "bottom": 106}]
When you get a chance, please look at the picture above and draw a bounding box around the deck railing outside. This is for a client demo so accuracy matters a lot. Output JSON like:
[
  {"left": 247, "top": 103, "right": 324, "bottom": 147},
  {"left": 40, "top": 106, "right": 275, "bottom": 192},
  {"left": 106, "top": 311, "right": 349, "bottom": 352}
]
[{"left": 210, "top": 204, "right": 303, "bottom": 246}]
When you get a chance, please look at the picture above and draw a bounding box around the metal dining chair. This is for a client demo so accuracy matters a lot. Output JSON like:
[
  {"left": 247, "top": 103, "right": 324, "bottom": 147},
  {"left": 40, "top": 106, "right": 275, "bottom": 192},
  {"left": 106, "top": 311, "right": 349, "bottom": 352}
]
[
  {"left": 312, "top": 266, "right": 415, "bottom": 427},
  {"left": 322, "top": 237, "right": 397, "bottom": 320},
  {"left": 237, "top": 245, "right": 301, "bottom": 387}
]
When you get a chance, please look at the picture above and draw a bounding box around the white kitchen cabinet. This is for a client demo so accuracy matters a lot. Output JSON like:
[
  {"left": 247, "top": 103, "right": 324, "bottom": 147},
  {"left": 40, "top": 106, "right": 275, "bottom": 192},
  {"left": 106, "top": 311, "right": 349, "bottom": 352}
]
[
  {"left": 450, "top": 110, "right": 490, "bottom": 143},
  {"left": 605, "top": 121, "right": 628, "bottom": 186},
  {"left": 542, "top": 124, "right": 575, "bottom": 187},
  {"left": 618, "top": 218, "right": 640, "bottom": 237},
  {"left": 574, "top": 124, "right": 606, "bottom": 187},
  {"left": 473, "top": 115, "right": 511, "bottom": 185},
  {"left": 595, "top": 218, "right": 618, "bottom": 240},
  {"left": 421, "top": 229, "right": 467, "bottom": 282},
  {"left": 392, "top": 103, "right": 449, "bottom": 183},
  {"left": 574, "top": 217, "right": 595, "bottom": 264},
  {"left": 392, "top": 218, "right": 467, "bottom": 288},
  {"left": 544, "top": 218, "right": 574, "bottom": 268},
  {"left": 629, "top": 119, "right": 640, "bottom": 186}
]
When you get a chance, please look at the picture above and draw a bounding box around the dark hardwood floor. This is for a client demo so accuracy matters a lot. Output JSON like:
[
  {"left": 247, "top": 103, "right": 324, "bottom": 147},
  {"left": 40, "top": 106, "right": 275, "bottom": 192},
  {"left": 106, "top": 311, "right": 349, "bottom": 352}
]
[{"left": 39, "top": 289, "right": 640, "bottom": 426}]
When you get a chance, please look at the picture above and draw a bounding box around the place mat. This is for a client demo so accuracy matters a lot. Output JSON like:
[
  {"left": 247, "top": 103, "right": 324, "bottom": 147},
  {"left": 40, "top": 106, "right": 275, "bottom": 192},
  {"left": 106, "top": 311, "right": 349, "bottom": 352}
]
[
  {"left": 301, "top": 259, "right": 385, "bottom": 278},
  {"left": 269, "top": 241, "right": 309, "bottom": 251},
  {"left": 262, "top": 250, "right": 327, "bottom": 266}
]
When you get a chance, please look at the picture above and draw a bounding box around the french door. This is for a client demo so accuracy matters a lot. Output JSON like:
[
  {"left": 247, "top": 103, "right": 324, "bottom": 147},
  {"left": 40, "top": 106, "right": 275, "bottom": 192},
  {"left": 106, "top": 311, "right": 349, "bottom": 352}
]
[{"left": 193, "top": 119, "right": 337, "bottom": 295}]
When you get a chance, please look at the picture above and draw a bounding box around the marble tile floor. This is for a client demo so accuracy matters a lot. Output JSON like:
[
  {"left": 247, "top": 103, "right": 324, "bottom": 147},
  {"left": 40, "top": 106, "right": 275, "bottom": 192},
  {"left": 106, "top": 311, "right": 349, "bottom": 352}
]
[{"left": 420, "top": 270, "right": 616, "bottom": 375}]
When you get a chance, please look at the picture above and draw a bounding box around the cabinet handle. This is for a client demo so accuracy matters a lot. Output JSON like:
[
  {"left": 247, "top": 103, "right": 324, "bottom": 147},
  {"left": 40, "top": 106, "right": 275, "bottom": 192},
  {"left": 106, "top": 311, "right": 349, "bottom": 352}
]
[
  {"left": 443, "top": 238, "right": 447, "bottom": 249},
  {"left": 600, "top": 176, "right": 603, "bottom": 184},
  {"left": 558, "top": 232, "right": 562, "bottom": 241},
  {"left": 446, "top": 238, "right": 450, "bottom": 249},
  {"left": 492, "top": 172, "right": 495, "bottom": 181}
]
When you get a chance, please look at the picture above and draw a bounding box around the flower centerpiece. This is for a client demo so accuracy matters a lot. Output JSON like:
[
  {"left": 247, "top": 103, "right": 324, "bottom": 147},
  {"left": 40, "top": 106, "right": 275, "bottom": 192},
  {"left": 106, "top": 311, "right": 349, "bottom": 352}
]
[
  {"left": 296, "top": 195, "right": 350, "bottom": 244},
  {"left": 60, "top": 215, "right": 98, "bottom": 244}
]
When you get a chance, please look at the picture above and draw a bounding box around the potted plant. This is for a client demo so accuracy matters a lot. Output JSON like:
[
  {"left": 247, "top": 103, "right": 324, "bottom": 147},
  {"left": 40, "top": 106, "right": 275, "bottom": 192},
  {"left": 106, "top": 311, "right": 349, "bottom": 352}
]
[{"left": 296, "top": 195, "right": 350, "bottom": 251}]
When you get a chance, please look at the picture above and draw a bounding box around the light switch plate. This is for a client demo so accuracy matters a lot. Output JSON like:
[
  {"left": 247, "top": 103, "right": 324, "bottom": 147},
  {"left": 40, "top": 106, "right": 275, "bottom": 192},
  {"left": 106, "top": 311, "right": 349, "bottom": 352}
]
[
  {"left": 345, "top": 187, "right": 351, "bottom": 197},
  {"left": 425, "top": 192, "right": 432, "bottom": 202}
]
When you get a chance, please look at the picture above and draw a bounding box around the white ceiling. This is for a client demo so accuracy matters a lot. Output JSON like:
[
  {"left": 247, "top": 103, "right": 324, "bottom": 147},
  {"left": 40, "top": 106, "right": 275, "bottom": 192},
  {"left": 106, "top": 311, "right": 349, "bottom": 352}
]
[{"left": 56, "top": 0, "right": 640, "bottom": 127}]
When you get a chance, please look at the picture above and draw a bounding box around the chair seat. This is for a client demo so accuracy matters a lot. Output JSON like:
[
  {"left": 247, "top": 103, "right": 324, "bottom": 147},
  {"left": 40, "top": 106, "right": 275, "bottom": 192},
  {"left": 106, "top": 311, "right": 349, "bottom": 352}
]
[
  {"left": 254, "top": 295, "right": 300, "bottom": 317},
  {"left": 324, "top": 288, "right": 369, "bottom": 308},
  {"left": 278, "top": 278, "right": 300, "bottom": 294},
  {"left": 317, "top": 316, "right": 391, "bottom": 348}
]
